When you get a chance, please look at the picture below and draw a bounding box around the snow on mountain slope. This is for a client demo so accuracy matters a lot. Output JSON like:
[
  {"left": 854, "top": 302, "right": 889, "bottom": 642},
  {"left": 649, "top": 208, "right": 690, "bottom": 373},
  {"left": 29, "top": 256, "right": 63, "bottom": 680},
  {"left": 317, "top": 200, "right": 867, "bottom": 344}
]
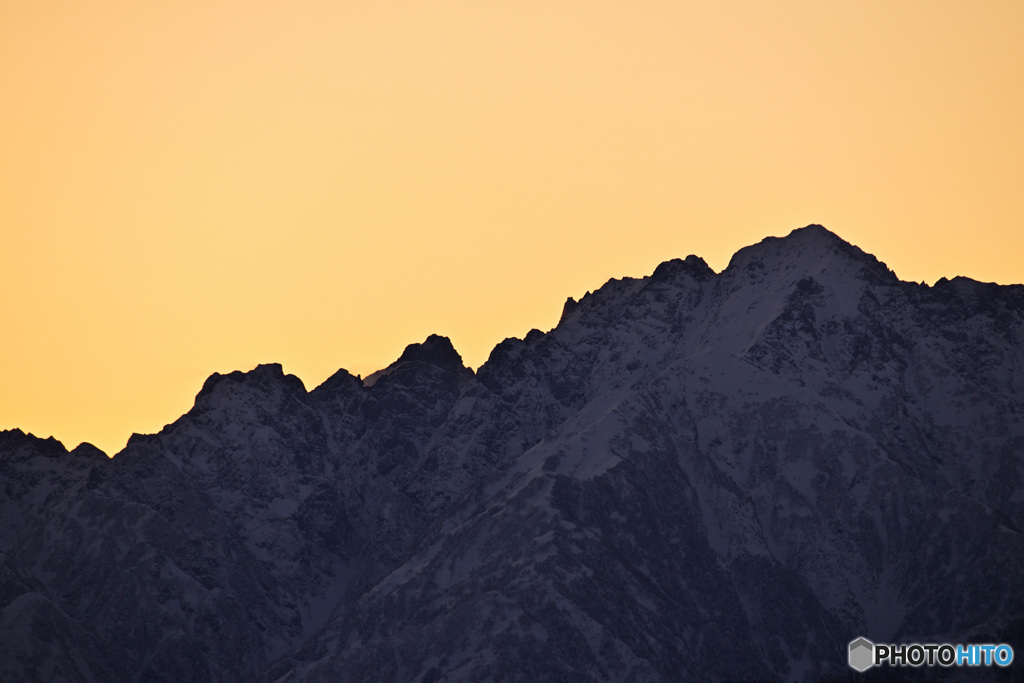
[{"left": 2, "top": 225, "right": 1022, "bottom": 681}]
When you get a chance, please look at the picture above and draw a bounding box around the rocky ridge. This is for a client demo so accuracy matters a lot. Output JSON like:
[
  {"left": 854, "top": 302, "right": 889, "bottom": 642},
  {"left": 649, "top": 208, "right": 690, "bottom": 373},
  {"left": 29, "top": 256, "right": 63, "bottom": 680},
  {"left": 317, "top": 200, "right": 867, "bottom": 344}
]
[{"left": 2, "top": 225, "right": 1022, "bottom": 681}]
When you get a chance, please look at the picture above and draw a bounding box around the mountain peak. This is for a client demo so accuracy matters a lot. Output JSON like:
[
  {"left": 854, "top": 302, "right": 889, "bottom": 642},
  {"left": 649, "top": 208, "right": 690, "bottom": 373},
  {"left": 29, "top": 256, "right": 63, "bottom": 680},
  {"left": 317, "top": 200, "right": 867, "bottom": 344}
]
[
  {"left": 0, "top": 428, "right": 68, "bottom": 459},
  {"left": 651, "top": 254, "right": 715, "bottom": 283},
  {"left": 724, "top": 224, "right": 895, "bottom": 285},
  {"left": 195, "top": 362, "right": 307, "bottom": 403},
  {"left": 731, "top": 224, "right": 851, "bottom": 263},
  {"left": 363, "top": 335, "right": 470, "bottom": 387},
  {"left": 393, "top": 333, "right": 458, "bottom": 366},
  {"left": 788, "top": 222, "right": 841, "bottom": 241},
  {"left": 70, "top": 442, "right": 108, "bottom": 460},
  {"left": 395, "top": 334, "right": 465, "bottom": 370}
]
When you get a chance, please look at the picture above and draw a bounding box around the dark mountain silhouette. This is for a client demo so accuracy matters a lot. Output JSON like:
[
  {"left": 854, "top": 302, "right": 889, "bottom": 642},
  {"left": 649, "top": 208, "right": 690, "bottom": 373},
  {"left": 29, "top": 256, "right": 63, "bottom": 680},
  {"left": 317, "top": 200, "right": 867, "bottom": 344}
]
[{"left": 2, "top": 225, "right": 1022, "bottom": 681}]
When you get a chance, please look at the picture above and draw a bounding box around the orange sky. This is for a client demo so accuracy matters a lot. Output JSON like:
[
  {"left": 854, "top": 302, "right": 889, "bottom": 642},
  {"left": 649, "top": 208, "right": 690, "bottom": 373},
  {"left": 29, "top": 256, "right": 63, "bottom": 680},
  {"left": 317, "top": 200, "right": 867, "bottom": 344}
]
[{"left": 2, "top": 1, "right": 1023, "bottom": 456}]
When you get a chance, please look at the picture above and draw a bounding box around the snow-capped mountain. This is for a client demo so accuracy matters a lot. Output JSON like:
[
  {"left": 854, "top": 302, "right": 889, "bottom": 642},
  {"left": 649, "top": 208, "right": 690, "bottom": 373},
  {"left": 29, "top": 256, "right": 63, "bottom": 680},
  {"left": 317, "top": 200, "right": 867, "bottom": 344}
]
[{"left": 2, "top": 225, "right": 1022, "bottom": 681}]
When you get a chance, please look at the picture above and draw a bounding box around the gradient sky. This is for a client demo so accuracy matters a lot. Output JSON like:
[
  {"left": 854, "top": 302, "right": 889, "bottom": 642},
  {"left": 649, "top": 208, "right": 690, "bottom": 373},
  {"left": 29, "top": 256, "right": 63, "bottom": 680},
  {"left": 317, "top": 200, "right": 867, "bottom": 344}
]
[{"left": 3, "top": 1, "right": 1023, "bottom": 455}]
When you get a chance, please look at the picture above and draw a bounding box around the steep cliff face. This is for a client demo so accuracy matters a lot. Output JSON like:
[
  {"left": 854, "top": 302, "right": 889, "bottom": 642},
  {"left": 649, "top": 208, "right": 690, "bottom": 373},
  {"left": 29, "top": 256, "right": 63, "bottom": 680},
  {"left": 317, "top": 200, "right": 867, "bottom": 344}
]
[{"left": 3, "top": 226, "right": 1022, "bottom": 681}]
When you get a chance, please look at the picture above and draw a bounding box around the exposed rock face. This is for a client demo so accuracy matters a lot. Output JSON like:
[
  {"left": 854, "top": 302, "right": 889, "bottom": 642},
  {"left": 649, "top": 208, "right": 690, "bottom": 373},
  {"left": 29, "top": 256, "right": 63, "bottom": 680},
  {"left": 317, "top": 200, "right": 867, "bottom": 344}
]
[{"left": 2, "top": 225, "right": 1022, "bottom": 681}]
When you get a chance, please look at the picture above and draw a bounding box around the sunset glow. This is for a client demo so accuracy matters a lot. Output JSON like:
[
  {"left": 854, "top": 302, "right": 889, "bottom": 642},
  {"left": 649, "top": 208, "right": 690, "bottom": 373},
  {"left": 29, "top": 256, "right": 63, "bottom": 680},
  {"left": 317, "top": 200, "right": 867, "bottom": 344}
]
[{"left": 3, "top": 1, "right": 1023, "bottom": 455}]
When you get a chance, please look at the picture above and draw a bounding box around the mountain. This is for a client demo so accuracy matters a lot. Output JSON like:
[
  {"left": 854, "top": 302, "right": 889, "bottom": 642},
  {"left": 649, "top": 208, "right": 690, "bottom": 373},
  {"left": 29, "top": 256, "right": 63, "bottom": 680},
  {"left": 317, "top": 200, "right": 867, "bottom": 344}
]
[{"left": 2, "top": 225, "right": 1022, "bottom": 681}]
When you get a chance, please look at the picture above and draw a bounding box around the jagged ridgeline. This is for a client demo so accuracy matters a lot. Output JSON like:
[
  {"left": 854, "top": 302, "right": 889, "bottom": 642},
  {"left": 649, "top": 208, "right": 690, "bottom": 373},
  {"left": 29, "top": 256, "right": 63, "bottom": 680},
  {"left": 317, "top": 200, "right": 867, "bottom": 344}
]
[{"left": 2, "top": 226, "right": 1022, "bottom": 681}]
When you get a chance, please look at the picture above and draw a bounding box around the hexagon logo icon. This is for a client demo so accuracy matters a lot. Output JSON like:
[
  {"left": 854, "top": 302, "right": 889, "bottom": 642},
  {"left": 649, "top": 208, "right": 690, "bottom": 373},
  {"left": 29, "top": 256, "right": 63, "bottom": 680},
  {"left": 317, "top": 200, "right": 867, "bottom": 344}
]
[{"left": 848, "top": 637, "right": 874, "bottom": 672}]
